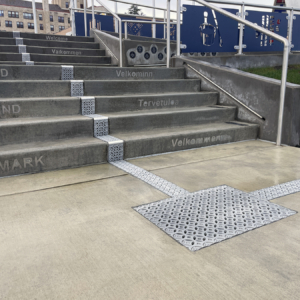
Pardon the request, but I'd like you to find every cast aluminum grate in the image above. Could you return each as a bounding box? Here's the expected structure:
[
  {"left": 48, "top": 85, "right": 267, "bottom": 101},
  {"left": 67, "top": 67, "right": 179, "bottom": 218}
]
[
  {"left": 88, "top": 114, "right": 109, "bottom": 137},
  {"left": 61, "top": 65, "right": 74, "bottom": 80},
  {"left": 249, "top": 179, "right": 300, "bottom": 201},
  {"left": 13, "top": 31, "right": 20, "bottom": 38},
  {"left": 97, "top": 136, "right": 124, "bottom": 162},
  {"left": 134, "top": 185, "right": 296, "bottom": 251},
  {"left": 18, "top": 45, "right": 26, "bottom": 54},
  {"left": 22, "top": 53, "right": 30, "bottom": 62},
  {"left": 81, "top": 97, "right": 95, "bottom": 115},
  {"left": 26, "top": 61, "right": 34, "bottom": 65},
  {"left": 112, "top": 160, "right": 189, "bottom": 197},
  {"left": 15, "top": 38, "right": 23, "bottom": 46},
  {"left": 71, "top": 80, "right": 84, "bottom": 97}
]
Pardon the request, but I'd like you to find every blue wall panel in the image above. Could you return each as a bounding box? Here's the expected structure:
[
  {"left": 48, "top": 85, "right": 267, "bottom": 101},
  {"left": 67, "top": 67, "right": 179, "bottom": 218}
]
[
  {"left": 292, "top": 17, "right": 300, "bottom": 51},
  {"left": 181, "top": 5, "right": 239, "bottom": 53},
  {"left": 120, "top": 16, "right": 152, "bottom": 38}
]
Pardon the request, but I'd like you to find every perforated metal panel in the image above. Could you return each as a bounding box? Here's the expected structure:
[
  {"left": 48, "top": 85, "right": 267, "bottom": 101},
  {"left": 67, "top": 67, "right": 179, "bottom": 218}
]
[
  {"left": 18, "top": 45, "right": 26, "bottom": 54},
  {"left": 112, "top": 160, "right": 189, "bottom": 197},
  {"left": 22, "top": 53, "right": 30, "bottom": 62},
  {"left": 81, "top": 97, "right": 95, "bottom": 115},
  {"left": 87, "top": 114, "right": 109, "bottom": 137},
  {"left": 13, "top": 31, "right": 20, "bottom": 38},
  {"left": 61, "top": 65, "right": 74, "bottom": 80},
  {"left": 26, "top": 61, "right": 34, "bottom": 65},
  {"left": 134, "top": 185, "right": 296, "bottom": 251},
  {"left": 98, "top": 136, "right": 124, "bottom": 162},
  {"left": 15, "top": 38, "right": 23, "bottom": 45},
  {"left": 71, "top": 80, "right": 84, "bottom": 97}
]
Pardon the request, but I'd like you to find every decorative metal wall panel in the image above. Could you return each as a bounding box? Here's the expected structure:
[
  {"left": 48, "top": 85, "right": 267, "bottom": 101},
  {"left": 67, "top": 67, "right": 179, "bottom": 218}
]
[
  {"left": 97, "top": 136, "right": 124, "bottom": 162},
  {"left": 134, "top": 185, "right": 296, "bottom": 251},
  {"left": 13, "top": 31, "right": 20, "bottom": 38},
  {"left": 22, "top": 53, "right": 30, "bottom": 62},
  {"left": 26, "top": 61, "right": 34, "bottom": 65},
  {"left": 71, "top": 80, "right": 84, "bottom": 97},
  {"left": 81, "top": 97, "right": 95, "bottom": 115},
  {"left": 111, "top": 160, "right": 189, "bottom": 197},
  {"left": 15, "top": 38, "right": 23, "bottom": 45},
  {"left": 87, "top": 114, "right": 109, "bottom": 137},
  {"left": 61, "top": 65, "right": 74, "bottom": 80},
  {"left": 18, "top": 45, "right": 26, "bottom": 54},
  {"left": 249, "top": 179, "right": 300, "bottom": 201}
]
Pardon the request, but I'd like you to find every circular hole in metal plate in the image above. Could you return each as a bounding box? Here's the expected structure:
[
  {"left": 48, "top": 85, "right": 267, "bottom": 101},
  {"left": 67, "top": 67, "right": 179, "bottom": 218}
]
[
  {"left": 158, "top": 53, "right": 164, "bottom": 60},
  {"left": 151, "top": 46, "right": 157, "bottom": 54},
  {"left": 164, "top": 47, "right": 167, "bottom": 54},
  {"left": 211, "top": 52, "right": 217, "bottom": 56},
  {"left": 130, "top": 51, "right": 136, "bottom": 59},
  {"left": 201, "top": 52, "right": 206, "bottom": 56},
  {"left": 137, "top": 46, "right": 143, "bottom": 53},
  {"left": 144, "top": 52, "right": 150, "bottom": 60}
]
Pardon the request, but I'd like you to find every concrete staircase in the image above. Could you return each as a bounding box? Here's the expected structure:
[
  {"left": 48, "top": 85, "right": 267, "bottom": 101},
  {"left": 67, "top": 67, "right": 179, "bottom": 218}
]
[{"left": 0, "top": 32, "right": 259, "bottom": 177}]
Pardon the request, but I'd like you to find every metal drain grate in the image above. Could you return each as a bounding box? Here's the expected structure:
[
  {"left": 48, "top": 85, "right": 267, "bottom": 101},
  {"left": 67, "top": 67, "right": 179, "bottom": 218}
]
[
  {"left": 71, "top": 80, "right": 84, "bottom": 97},
  {"left": 134, "top": 185, "right": 296, "bottom": 251},
  {"left": 97, "top": 136, "right": 124, "bottom": 162},
  {"left": 61, "top": 65, "right": 74, "bottom": 80}
]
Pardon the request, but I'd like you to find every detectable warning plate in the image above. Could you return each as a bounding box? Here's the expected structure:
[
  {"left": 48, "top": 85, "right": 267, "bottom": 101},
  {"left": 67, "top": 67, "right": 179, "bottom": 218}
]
[{"left": 134, "top": 185, "right": 296, "bottom": 251}]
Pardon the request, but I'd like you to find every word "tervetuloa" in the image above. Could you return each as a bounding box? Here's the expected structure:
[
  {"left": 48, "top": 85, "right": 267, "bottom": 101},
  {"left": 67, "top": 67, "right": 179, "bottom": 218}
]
[
  {"left": 116, "top": 70, "right": 153, "bottom": 78},
  {"left": 139, "top": 99, "right": 179, "bottom": 107}
]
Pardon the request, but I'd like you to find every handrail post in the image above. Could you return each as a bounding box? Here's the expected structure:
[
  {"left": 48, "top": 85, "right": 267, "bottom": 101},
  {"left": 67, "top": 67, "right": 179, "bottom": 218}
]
[
  {"left": 84, "top": 0, "right": 87, "bottom": 36},
  {"left": 153, "top": 0, "right": 156, "bottom": 38},
  {"left": 176, "top": 0, "right": 181, "bottom": 56},
  {"left": 32, "top": 0, "right": 38, "bottom": 34},
  {"left": 92, "top": 0, "right": 95, "bottom": 29},
  {"left": 115, "top": 2, "right": 118, "bottom": 33},
  {"left": 288, "top": 9, "right": 294, "bottom": 53},
  {"left": 164, "top": 11, "right": 166, "bottom": 39},
  {"left": 237, "top": 3, "right": 245, "bottom": 55},
  {"left": 71, "top": 0, "right": 76, "bottom": 36},
  {"left": 167, "top": 0, "right": 171, "bottom": 68},
  {"left": 277, "top": 44, "right": 289, "bottom": 146},
  {"left": 124, "top": 21, "right": 128, "bottom": 39}
]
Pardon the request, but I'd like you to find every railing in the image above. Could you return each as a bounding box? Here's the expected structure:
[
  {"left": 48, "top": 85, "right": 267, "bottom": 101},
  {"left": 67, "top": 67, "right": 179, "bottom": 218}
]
[{"left": 181, "top": 0, "right": 290, "bottom": 146}]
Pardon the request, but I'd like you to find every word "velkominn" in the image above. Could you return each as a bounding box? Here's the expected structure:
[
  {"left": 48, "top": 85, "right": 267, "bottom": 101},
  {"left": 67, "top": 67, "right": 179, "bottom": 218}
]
[
  {"left": 0, "top": 156, "right": 44, "bottom": 173},
  {"left": 139, "top": 99, "right": 179, "bottom": 107},
  {"left": 46, "top": 36, "right": 68, "bottom": 41},
  {"left": 52, "top": 49, "right": 82, "bottom": 56},
  {"left": 116, "top": 70, "right": 153, "bottom": 78},
  {"left": 172, "top": 135, "right": 232, "bottom": 147}
]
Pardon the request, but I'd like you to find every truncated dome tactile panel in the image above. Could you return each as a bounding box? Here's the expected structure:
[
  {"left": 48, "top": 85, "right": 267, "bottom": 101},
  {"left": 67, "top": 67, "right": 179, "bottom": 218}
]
[{"left": 134, "top": 185, "right": 296, "bottom": 251}]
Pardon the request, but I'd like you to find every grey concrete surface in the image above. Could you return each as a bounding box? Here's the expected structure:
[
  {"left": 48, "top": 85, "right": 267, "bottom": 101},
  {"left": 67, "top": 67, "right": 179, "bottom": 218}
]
[
  {"left": 172, "top": 57, "right": 300, "bottom": 147},
  {"left": 0, "top": 141, "right": 299, "bottom": 300}
]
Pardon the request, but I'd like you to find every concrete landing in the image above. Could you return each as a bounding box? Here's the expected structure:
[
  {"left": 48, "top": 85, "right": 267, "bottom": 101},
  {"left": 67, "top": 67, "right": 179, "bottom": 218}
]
[{"left": 0, "top": 140, "right": 299, "bottom": 299}]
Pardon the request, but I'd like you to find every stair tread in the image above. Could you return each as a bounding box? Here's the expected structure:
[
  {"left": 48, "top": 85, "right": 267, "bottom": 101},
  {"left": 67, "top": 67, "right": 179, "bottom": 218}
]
[
  {"left": 113, "top": 121, "right": 258, "bottom": 140},
  {"left": 0, "top": 137, "right": 105, "bottom": 154}
]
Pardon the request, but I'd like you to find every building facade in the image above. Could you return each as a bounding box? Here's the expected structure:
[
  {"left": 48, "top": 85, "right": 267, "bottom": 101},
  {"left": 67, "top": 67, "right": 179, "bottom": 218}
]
[{"left": 0, "top": 0, "right": 85, "bottom": 35}]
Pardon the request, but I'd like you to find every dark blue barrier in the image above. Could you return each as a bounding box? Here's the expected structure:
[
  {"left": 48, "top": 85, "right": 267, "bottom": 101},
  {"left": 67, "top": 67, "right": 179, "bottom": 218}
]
[
  {"left": 181, "top": 5, "right": 239, "bottom": 53},
  {"left": 156, "top": 23, "right": 177, "bottom": 40},
  {"left": 292, "top": 17, "right": 300, "bottom": 51},
  {"left": 244, "top": 11, "right": 288, "bottom": 52},
  {"left": 121, "top": 16, "right": 152, "bottom": 38}
]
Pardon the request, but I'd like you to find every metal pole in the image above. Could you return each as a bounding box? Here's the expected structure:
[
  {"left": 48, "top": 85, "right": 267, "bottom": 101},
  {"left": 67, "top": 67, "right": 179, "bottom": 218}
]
[
  {"left": 32, "top": 0, "right": 38, "bottom": 34},
  {"left": 84, "top": 0, "right": 87, "bottom": 36},
  {"left": 176, "top": 0, "right": 181, "bottom": 56},
  {"left": 167, "top": 0, "right": 171, "bottom": 68},
  {"left": 119, "top": 19, "right": 123, "bottom": 67},
  {"left": 71, "top": 0, "right": 76, "bottom": 36},
  {"left": 237, "top": 3, "right": 245, "bottom": 55},
  {"left": 164, "top": 11, "right": 166, "bottom": 39},
  {"left": 92, "top": 0, "right": 95, "bottom": 29},
  {"left": 288, "top": 9, "right": 294, "bottom": 53},
  {"left": 152, "top": 0, "right": 156, "bottom": 38},
  {"left": 115, "top": 2, "right": 118, "bottom": 33},
  {"left": 276, "top": 45, "right": 289, "bottom": 146},
  {"left": 124, "top": 21, "right": 128, "bottom": 39}
]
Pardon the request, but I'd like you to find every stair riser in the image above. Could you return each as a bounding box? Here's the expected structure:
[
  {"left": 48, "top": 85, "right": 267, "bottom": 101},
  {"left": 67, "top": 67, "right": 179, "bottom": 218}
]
[
  {"left": 0, "top": 66, "right": 185, "bottom": 80},
  {"left": 122, "top": 126, "right": 258, "bottom": 158},
  {"left": 96, "top": 93, "right": 218, "bottom": 113},
  {"left": 0, "top": 80, "right": 200, "bottom": 98},
  {"left": 0, "top": 98, "right": 80, "bottom": 119},
  {"left": 0, "top": 32, "right": 94, "bottom": 43},
  {"left": 0, "top": 119, "right": 93, "bottom": 146},
  {"left": 109, "top": 108, "right": 236, "bottom": 133},
  {"left": 0, "top": 143, "right": 106, "bottom": 178}
]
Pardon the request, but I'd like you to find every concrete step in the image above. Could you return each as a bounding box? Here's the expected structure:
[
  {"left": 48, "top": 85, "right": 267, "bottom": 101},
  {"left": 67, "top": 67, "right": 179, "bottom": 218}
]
[
  {"left": 0, "top": 116, "right": 93, "bottom": 146},
  {"left": 0, "top": 61, "right": 114, "bottom": 66},
  {"left": 0, "top": 65, "right": 185, "bottom": 80},
  {"left": 0, "top": 45, "right": 106, "bottom": 56},
  {"left": 0, "top": 31, "right": 95, "bottom": 43},
  {"left": 0, "top": 37, "right": 100, "bottom": 49},
  {"left": 113, "top": 122, "right": 259, "bottom": 158},
  {"left": 107, "top": 106, "right": 236, "bottom": 133},
  {"left": 0, "top": 137, "right": 107, "bottom": 178},
  {"left": 0, "top": 79, "right": 201, "bottom": 98},
  {"left": 0, "top": 53, "right": 111, "bottom": 64},
  {"left": 0, "top": 93, "right": 217, "bottom": 119}
]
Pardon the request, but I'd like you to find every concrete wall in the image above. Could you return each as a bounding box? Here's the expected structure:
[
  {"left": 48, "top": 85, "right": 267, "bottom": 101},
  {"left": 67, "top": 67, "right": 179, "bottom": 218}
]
[
  {"left": 188, "top": 53, "right": 300, "bottom": 70},
  {"left": 172, "top": 57, "right": 300, "bottom": 146}
]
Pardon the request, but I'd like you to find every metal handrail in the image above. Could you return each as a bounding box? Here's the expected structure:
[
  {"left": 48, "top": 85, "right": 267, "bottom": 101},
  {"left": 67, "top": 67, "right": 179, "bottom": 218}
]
[
  {"left": 180, "top": 0, "right": 290, "bottom": 146},
  {"left": 184, "top": 62, "right": 265, "bottom": 120},
  {"left": 95, "top": 0, "right": 123, "bottom": 67}
]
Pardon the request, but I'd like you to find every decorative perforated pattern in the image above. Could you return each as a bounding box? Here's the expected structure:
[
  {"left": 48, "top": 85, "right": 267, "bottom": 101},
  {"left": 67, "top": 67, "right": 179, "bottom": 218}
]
[
  {"left": 87, "top": 114, "right": 109, "bottom": 137},
  {"left": 18, "top": 45, "right": 26, "bottom": 53},
  {"left": 61, "top": 65, "right": 74, "bottom": 80},
  {"left": 22, "top": 53, "right": 30, "bottom": 62},
  {"left": 15, "top": 38, "right": 23, "bottom": 45},
  {"left": 71, "top": 80, "right": 84, "bottom": 97},
  {"left": 97, "top": 136, "right": 124, "bottom": 162},
  {"left": 13, "top": 31, "right": 20, "bottom": 38},
  {"left": 81, "top": 97, "right": 95, "bottom": 115},
  {"left": 112, "top": 160, "right": 189, "bottom": 197},
  {"left": 134, "top": 185, "right": 296, "bottom": 251},
  {"left": 26, "top": 61, "right": 34, "bottom": 65},
  {"left": 250, "top": 179, "right": 300, "bottom": 201}
]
